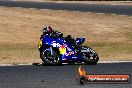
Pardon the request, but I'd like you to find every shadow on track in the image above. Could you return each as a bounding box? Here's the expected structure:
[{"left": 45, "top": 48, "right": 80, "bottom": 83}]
[
  {"left": 32, "top": 62, "right": 87, "bottom": 66},
  {"left": 32, "top": 62, "right": 132, "bottom": 66}
]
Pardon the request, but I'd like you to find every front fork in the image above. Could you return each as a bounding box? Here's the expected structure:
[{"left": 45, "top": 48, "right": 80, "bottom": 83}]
[{"left": 50, "top": 47, "right": 53, "bottom": 55}]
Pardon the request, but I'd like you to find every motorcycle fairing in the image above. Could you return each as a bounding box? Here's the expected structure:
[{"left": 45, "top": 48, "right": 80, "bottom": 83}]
[{"left": 40, "top": 36, "right": 83, "bottom": 61}]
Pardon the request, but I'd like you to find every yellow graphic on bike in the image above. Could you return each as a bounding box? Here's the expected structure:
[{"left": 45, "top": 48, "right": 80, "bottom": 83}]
[
  {"left": 59, "top": 46, "right": 66, "bottom": 54},
  {"left": 38, "top": 39, "right": 42, "bottom": 49}
]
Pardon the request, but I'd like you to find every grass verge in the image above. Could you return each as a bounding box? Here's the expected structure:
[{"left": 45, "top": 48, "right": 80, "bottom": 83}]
[{"left": 0, "top": 6, "right": 132, "bottom": 64}]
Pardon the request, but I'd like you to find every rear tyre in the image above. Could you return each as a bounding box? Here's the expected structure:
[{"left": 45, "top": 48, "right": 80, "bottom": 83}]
[
  {"left": 40, "top": 47, "right": 61, "bottom": 65},
  {"left": 82, "top": 46, "right": 99, "bottom": 65}
]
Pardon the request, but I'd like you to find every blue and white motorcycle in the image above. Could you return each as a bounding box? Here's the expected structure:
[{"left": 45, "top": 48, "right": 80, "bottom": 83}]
[{"left": 38, "top": 30, "right": 99, "bottom": 65}]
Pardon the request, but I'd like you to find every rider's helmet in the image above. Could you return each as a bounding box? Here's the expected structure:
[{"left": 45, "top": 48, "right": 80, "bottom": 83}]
[{"left": 43, "top": 26, "right": 54, "bottom": 35}]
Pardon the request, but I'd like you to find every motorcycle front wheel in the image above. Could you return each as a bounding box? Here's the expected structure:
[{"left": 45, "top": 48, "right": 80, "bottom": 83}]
[
  {"left": 82, "top": 46, "right": 99, "bottom": 65},
  {"left": 40, "top": 47, "right": 61, "bottom": 65}
]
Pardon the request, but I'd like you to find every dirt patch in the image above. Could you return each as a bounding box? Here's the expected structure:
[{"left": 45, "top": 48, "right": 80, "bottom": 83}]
[{"left": 0, "top": 6, "right": 132, "bottom": 64}]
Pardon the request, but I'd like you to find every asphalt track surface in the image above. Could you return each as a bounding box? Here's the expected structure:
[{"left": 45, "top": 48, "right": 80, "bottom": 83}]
[
  {"left": 0, "top": 62, "right": 132, "bottom": 88},
  {"left": 0, "top": 1, "right": 132, "bottom": 16}
]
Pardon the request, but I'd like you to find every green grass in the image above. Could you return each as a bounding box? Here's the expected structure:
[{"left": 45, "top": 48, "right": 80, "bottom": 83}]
[
  {"left": 126, "top": 31, "right": 132, "bottom": 40},
  {"left": 0, "top": 43, "right": 40, "bottom": 64}
]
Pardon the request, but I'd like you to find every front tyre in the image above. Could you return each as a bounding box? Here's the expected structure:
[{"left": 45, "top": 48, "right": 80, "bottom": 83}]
[
  {"left": 82, "top": 46, "right": 99, "bottom": 65},
  {"left": 40, "top": 48, "right": 61, "bottom": 65}
]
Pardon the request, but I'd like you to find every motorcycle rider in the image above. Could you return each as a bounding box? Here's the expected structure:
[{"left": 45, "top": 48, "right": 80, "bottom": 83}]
[
  {"left": 40, "top": 26, "right": 63, "bottom": 39},
  {"left": 40, "top": 26, "right": 54, "bottom": 39},
  {"left": 41, "top": 26, "right": 81, "bottom": 53},
  {"left": 65, "top": 35, "right": 81, "bottom": 53}
]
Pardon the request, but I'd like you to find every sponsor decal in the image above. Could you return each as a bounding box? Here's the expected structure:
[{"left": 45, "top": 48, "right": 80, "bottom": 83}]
[
  {"left": 62, "top": 58, "right": 67, "bottom": 60},
  {"left": 51, "top": 42, "right": 61, "bottom": 47},
  {"left": 59, "top": 45, "right": 66, "bottom": 54},
  {"left": 51, "top": 42, "right": 73, "bottom": 56},
  {"left": 67, "top": 47, "right": 72, "bottom": 51},
  {"left": 38, "top": 39, "right": 42, "bottom": 48},
  {"left": 65, "top": 51, "right": 74, "bottom": 56}
]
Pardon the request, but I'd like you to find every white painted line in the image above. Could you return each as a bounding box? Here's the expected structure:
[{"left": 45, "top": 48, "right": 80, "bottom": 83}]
[
  {"left": 12, "top": 7, "right": 22, "bottom": 9},
  {"left": 29, "top": 8, "right": 37, "bottom": 10},
  {"left": 111, "top": 4, "right": 117, "bottom": 5},
  {"left": 17, "top": 63, "right": 33, "bottom": 65},
  {"left": 40, "top": 9, "right": 49, "bottom": 11},
  {"left": 86, "top": 12, "right": 93, "bottom": 14},
  {"left": 118, "top": 15, "right": 129, "bottom": 17},
  {"left": 73, "top": 11, "right": 79, "bottom": 13},
  {"left": 111, "top": 14, "right": 117, "bottom": 16},
  {"left": 93, "top": 12, "right": 131, "bottom": 17},
  {"left": 0, "top": 63, "right": 33, "bottom": 66},
  {"left": 98, "top": 61, "right": 132, "bottom": 63},
  {"left": 95, "top": 13, "right": 129, "bottom": 17},
  {"left": 5, "top": 6, "right": 131, "bottom": 17},
  {"left": 0, "top": 61, "right": 132, "bottom": 66},
  {"left": 0, "top": 64, "right": 13, "bottom": 66},
  {"left": 96, "top": 13, "right": 105, "bottom": 15}
]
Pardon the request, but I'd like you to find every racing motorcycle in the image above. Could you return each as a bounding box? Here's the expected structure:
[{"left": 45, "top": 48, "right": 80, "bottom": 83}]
[{"left": 38, "top": 30, "right": 99, "bottom": 65}]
